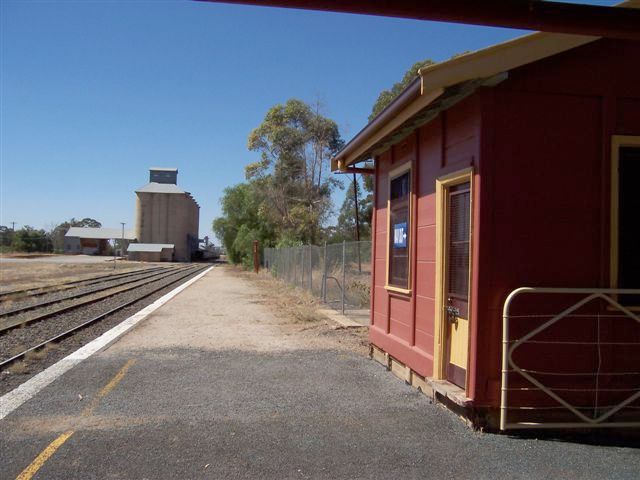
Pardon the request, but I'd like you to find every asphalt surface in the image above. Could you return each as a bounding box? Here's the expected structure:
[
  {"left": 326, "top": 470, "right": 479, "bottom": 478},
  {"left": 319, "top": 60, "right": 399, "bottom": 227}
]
[{"left": 1, "top": 268, "right": 639, "bottom": 479}]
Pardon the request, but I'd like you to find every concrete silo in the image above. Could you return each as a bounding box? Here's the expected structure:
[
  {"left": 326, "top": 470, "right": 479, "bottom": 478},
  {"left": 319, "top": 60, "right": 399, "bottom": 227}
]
[{"left": 134, "top": 168, "right": 200, "bottom": 262}]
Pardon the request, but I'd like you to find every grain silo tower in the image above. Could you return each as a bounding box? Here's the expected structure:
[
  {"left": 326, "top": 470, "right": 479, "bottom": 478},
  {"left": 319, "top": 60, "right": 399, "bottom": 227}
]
[{"left": 134, "top": 168, "right": 200, "bottom": 262}]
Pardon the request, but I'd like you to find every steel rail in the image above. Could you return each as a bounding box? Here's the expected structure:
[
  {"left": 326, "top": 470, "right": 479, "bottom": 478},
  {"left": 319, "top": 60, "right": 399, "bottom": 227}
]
[
  {"left": 0, "top": 265, "right": 210, "bottom": 370},
  {"left": 0, "top": 265, "right": 199, "bottom": 334},
  {"left": 0, "top": 265, "right": 169, "bottom": 302},
  {"left": 0, "top": 266, "right": 185, "bottom": 318}
]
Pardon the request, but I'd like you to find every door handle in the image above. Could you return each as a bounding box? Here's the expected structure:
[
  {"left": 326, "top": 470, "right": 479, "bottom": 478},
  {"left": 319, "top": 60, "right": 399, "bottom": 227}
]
[{"left": 445, "top": 305, "right": 459, "bottom": 325}]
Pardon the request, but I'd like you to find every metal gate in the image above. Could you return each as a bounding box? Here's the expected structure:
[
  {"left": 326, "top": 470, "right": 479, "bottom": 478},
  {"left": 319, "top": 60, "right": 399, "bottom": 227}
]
[{"left": 501, "top": 287, "right": 640, "bottom": 430}]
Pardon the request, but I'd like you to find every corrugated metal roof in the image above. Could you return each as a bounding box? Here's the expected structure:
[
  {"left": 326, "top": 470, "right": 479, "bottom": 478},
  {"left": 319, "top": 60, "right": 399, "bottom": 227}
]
[
  {"left": 135, "top": 182, "right": 186, "bottom": 194},
  {"left": 65, "top": 227, "right": 136, "bottom": 240},
  {"left": 127, "top": 243, "right": 174, "bottom": 253}
]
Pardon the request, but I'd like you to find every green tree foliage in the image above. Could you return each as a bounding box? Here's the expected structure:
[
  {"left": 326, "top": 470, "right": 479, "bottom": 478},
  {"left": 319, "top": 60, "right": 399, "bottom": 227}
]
[
  {"left": 333, "top": 61, "right": 433, "bottom": 241},
  {"left": 49, "top": 217, "right": 102, "bottom": 252},
  {"left": 245, "top": 99, "right": 344, "bottom": 245},
  {"left": 214, "top": 99, "right": 345, "bottom": 267},
  {"left": 11, "top": 226, "right": 52, "bottom": 252},
  {"left": 331, "top": 176, "right": 372, "bottom": 242},
  {"left": 212, "top": 182, "right": 276, "bottom": 267},
  {"left": 369, "top": 59, "right": 435, "bottom": 121},
  {"left": 0, "top": 226, "right": 14, "bottom": 247},
  {"left": 340, "top": 59, "right": 435, "bottom": 239}
]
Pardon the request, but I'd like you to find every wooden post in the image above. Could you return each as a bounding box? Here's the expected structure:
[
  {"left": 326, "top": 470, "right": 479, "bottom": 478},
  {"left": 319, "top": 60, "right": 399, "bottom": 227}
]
[
  {"left": 322, "top": 241, "right": 327, "bottom": 303},
  {"left": 341, "top": 240, "right": 346, "bottom": 315},
  {"left": 353, "top": 173, "right": 362, "bottom": 273},
  {"left": 253, "top": 240, "right": 260, "bottom": 273}
]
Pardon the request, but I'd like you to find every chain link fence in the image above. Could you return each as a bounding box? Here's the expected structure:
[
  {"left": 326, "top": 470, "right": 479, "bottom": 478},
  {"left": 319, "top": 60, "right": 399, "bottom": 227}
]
[{"left": 263, "top": 241, "right": 371, "bottom": 316}]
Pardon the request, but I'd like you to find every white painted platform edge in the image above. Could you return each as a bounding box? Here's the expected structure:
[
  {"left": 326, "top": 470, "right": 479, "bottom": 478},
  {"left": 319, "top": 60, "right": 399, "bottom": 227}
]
[{"left": 0, "top": 266, "right": 213, "bottom": 420}]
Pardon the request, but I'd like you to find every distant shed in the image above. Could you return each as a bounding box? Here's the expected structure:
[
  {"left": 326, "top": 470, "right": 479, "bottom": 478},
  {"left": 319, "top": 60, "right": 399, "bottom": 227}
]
[
  {"left": 127, "top": 243, "right": 174, "bottom": 262},
  {"left": 64, "top": 227, "right": 136, "bottom": 255}
]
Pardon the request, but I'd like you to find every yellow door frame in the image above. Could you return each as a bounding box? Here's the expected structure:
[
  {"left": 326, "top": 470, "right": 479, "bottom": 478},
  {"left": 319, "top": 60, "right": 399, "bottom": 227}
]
[
  {"left": 434, "top": 167, "right": 474, "bottom": 386},
  {"left": 610, "top": 135, "right": 640, "bottom": 289},
  {"left": 610, "top": 135, "right": 640, "bottom": 311}
]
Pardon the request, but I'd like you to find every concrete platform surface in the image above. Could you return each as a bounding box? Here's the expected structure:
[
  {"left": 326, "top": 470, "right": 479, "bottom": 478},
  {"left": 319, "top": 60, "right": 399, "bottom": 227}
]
[{"left": 1, "top": 268, "right": 639, "bottom": 479}]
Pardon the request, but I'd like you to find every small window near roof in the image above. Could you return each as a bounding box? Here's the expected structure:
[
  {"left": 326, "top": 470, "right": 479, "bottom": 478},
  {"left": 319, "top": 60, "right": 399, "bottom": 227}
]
[{"left": 388, "top": 170, "right": 411, "bottom": 289}]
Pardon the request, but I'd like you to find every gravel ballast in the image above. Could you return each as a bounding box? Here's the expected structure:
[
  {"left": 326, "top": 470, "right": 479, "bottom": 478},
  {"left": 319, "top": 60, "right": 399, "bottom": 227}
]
[{"left": 0, "top": 265, "right": 211, "bottom": 395}]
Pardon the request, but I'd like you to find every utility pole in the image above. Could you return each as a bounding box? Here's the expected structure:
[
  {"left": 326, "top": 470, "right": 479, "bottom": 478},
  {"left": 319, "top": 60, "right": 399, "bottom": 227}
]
[
  {"left": 353, "top": 173, "right": 362, "bottom": 273},
  {"left": 353, "top": 173, "right": 360, "bottom": 242},
  {"left": 252, "top": 240, "right": 260, "bottom": 274},
  {"left": 120, "top": 222, "right": 126, "bottom": 260},
  {"left": 11, "top": 222, "right": 16, "bottom": 231}
]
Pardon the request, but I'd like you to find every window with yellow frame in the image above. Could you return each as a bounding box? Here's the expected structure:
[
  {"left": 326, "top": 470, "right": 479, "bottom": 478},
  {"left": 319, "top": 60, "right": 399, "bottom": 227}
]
[{"left": 387, "top": 166, "right": 411, "bottom": 291}]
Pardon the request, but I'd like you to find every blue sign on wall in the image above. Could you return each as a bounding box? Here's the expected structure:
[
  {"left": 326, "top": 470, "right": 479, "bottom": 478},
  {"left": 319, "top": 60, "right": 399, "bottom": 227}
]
[{"left": 393, "top": 222, "right": 407, "bottom": 248}]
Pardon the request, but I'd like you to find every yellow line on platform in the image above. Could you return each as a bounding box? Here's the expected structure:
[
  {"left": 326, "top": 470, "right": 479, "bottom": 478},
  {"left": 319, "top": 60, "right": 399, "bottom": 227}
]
[
  {"left": 83, "top": 358, "right": 136, "bottom": 416},
  {"left": 15, "top": 430, "right": 74, "bottom": 480},
  {"left": 15, "top": 359, "right": 136, "bottom": 480}
]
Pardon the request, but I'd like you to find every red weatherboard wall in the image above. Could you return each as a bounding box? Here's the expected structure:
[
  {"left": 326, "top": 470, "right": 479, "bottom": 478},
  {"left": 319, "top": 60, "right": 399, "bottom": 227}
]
[
  {"left": 370, "top": 37, "right": 640, "bottom": 410},
  {"left": 371, "top": 95, "right": 482, "bottom": 388},
  {"left": 474, "top": 38, "right": 640, "bottom": 407}
]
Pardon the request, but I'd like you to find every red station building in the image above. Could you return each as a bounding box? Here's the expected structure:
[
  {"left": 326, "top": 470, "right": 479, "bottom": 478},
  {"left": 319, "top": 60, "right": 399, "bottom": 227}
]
[{"left": 332, "top": 29, "right": 640, "bottom": 430}]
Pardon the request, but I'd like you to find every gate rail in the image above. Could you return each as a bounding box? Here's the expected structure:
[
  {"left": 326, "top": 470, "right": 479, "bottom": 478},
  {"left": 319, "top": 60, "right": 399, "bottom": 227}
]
[{"left": 501, "top": 287, "right": 640, "bottom": 430}]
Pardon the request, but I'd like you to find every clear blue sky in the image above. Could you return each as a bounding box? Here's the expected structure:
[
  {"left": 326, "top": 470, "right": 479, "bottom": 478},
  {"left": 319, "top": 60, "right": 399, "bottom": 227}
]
[{"left": 0, "top": 0, "right": 617, "bottom": 243}]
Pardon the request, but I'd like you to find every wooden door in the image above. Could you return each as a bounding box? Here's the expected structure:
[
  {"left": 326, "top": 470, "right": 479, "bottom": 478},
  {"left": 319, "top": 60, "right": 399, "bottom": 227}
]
[{"left": 444, "top": 182, "right": 471, "bottom": 389}]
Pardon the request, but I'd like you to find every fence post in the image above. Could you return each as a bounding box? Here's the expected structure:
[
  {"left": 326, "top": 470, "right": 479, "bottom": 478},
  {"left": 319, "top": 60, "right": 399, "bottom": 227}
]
[
  {"left": 289, "top": 248, "right": 293, "bottom": 283},
  {"left": 308, "top": 245, "right": 313, "bottom": 291},
  {"left": 322, "top": 241, "right": 327, "bottom": 303},
  {"left": 341, "top": 240, "right": 346, "bottom": 315},
  {"left": 300, "top": 247, "right": 304, "bottom": 288},
  {"left": 252, "top": 240, "right": 260, "bottom": 274},
  {"left": 303, "top": 246, "right": 307, "bottom": 289}
]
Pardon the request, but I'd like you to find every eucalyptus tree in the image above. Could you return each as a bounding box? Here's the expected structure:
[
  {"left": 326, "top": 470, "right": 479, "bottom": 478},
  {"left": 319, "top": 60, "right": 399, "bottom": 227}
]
[{"left": 246, "top": 98, "right": 344, "bottom": 244}]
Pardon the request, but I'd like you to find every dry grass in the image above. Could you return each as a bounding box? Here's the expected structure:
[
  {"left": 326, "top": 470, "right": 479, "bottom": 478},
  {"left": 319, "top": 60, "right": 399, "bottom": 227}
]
[
  {"left": 227, "top": 264, "right": 370, "bottom": 356},
  {"left": 0, "top": 253, "right": 57, "bottom": 259},
  {"left": 7, "top": 361, "right": 28, "bottom": 375},
  {"left": 0, "top": 261, "right": 144, "bottom": 293},
  {"left": 6, "top": 344, "right": 58, "bottom": 375},
  {"left": 228, "top": 265, "right": 327, "bottom": 324},
  {"left": 8, "top": 343, "right": 27, "bottom": 357},
  {"left": 25, "top": 343, "right": 58, "bottom": 360}
]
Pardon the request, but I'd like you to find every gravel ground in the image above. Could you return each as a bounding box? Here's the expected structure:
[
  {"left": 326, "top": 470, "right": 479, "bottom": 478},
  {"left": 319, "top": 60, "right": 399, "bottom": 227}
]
[{"left": 0, "top": 265, "right": 211, "bottom": 395}]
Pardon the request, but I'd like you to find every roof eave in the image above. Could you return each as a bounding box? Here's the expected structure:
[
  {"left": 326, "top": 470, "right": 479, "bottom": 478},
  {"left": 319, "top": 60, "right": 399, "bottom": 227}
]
[{"left": 332, "top": 30, "right": 600, "bottom": 171}]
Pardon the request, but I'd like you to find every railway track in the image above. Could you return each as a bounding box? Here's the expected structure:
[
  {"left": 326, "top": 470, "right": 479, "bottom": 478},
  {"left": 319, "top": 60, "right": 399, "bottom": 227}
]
[
  {"left": 0, "top": 265, "right": 197, "bottom": 333},
  {"left": 0, "top": 265, "right": 171, "bottom": 303},
  {"left": 0, "top": 265, "right": 183, "bottom": 321},
  {"left": 0, "top": 264, "right": 210, "bottom": 371}
]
